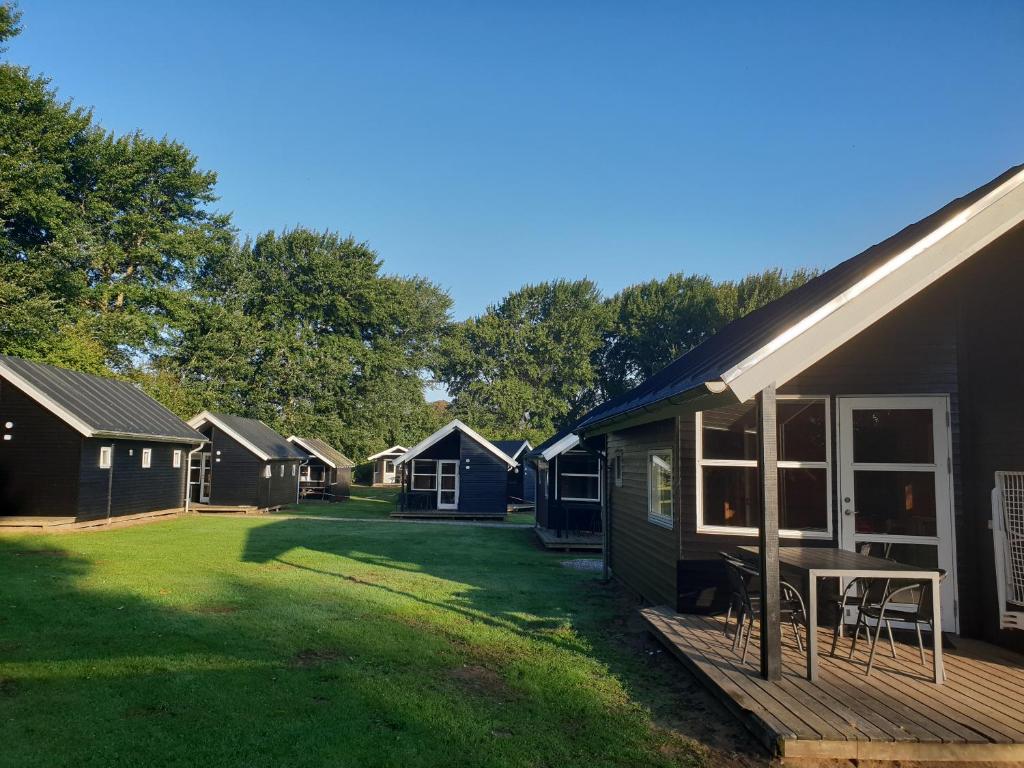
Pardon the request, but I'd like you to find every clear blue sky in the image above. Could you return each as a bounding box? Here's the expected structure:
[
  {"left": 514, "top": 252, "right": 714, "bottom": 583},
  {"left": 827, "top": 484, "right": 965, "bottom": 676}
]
[{"left": 10, "top": 1, "right": 1024, "bottom": 320}]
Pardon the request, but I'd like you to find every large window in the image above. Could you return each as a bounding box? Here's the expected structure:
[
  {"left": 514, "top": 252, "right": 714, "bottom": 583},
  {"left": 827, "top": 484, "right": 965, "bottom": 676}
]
[
  {"left": 557, "top": 451, "right": 600, "bottom": 502},
  {"left": 697, "top": 397, "right": 830, "bottom": 538},
  {"left": 301, "top": 465, "right": 326, "bottom": 483},
  {"left": 648, "top": 450, "right": 673, "bottom": 526},
  {"left": 411, "top": 460, "right": 437, "bottom": 491}
]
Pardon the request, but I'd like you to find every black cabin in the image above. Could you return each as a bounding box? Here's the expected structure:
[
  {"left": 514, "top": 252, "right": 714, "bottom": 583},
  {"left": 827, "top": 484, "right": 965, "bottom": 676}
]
[
  {"left": 493, "top": 439, "right": 536, "bottom": 505},
  {"left": 529, "top": 429, "right": 605, "bottom": 543},
  {"left": 0, "top": 355, "right": 205, "bottom": 521},
  {"left": 187, "top": 411, "right": 303, "bottom": 510},
  {"left": 288, "top": 435, "right": 354, "bottom": 501}
]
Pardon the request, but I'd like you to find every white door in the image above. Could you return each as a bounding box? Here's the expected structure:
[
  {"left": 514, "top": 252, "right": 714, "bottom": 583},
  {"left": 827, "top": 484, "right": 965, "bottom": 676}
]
[
  {"left": 838, "top": 396, "right": 957, "bottom": 631},
  {"left": 438, "top": 460, "right": 459, "bottom": 510},
  {"left": 190, "top": 452, "right": 212, "bottom": 503},
  {"left": 383, "top": 459, "right": 396, "bottom": 484}
]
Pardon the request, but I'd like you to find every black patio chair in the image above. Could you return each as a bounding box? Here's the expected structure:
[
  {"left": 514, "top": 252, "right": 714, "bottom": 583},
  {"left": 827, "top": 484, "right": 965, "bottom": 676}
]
[
  {"left": 848, "top": 570, "right": 946, "bottom": 677},
  {"left": 722, "top": 556, "right": 808, "bottom": 663}
]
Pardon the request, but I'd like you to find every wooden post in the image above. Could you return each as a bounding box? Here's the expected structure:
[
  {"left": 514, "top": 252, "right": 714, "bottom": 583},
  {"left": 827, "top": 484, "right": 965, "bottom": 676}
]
[{"left": 757, "top": 384, "right": 782, "bottom": 681}]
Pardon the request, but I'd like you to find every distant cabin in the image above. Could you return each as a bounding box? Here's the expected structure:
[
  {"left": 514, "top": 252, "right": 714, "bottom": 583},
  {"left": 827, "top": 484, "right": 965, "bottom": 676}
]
[
  {"left": 186, "top": 411, "right": 303, "bottom": 510},
  {"left": 395, "top": 420, "right": 518, "bottom": 518},
  {"left": 492, "top": 439, "right": 536, "bottom": 505},
  {"left": 0, "top": 355, "right": 205, "bottom": 522},
  {"left": 288, "top": 435, "right": 355, "bottom": 501},
  {"left": 529, "top": 429, "right": 605, "bottom": 549},
  {"left": 366, "top": 445, "right": 407, "bottom": 486}
]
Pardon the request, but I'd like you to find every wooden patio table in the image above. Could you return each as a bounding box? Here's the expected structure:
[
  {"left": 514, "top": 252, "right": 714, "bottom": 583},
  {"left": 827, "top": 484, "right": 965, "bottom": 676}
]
[{"left": 737, "top": 545, "right": 945, "bottom": 684}]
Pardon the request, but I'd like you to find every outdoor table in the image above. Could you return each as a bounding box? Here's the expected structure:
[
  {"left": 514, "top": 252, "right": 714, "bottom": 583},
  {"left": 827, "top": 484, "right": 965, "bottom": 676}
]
[{"left": 737, "top": 546, "right": 945, "bottom": 684}]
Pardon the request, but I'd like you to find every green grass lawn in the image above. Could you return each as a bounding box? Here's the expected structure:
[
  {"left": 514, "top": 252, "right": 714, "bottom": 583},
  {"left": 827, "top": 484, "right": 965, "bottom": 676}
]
[{"left": 0, "top": 515, "right": 721, "bottom": 768}]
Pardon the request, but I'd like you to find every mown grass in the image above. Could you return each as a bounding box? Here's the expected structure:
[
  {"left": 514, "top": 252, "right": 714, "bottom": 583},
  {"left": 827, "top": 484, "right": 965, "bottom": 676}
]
[{"left": 0, "top": 515, "right": 709, "bottom": 768}]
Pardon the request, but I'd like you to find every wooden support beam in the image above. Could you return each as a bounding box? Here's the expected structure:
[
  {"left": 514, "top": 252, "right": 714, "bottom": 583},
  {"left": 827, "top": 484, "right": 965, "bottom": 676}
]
[{"left": 757, "top": 383, "right": 782, "bottom": 681}]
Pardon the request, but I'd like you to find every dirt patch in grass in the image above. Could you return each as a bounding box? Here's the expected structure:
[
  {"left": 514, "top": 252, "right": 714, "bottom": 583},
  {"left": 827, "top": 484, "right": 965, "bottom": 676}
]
[
  {"left": 448, "top": 664, "right": 517, "bottom": 702},
  {"left": 291, "top": 648, "right": 347, "bottom": 668}
]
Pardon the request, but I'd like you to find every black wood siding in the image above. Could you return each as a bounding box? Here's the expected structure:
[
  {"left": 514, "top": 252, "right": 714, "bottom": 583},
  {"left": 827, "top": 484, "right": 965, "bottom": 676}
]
[
  {"left": 78, "top": 439, "right": 191, "bottom": 520},
  {"left": 0, "top": 382, "right": 82, "bottom": 516},
  {"left": 457, "top": 435, "right": 507, "bottom": 514},
  {"left": 208, "top": 426, "right": 298, "bottom": 508}
]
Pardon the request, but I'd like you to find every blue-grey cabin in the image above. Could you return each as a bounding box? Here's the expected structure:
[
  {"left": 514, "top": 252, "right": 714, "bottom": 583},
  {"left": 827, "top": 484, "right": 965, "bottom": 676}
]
[
  {"left": 395, "top": 420, "right": 518, "bottom": 517},
  {"left": 573, "top": 164, "right": 1024, "bottom": 652},
  {"left": 528, "top": 429, "right": 605, "bottom": 546},
  {"left": 187, "top": 411, "right": 304, "bottom": 510},
  {"left": 288, "top": 435, "right": 354, "bottom": 501},
  {"left": 493, "top": 439, "right": 536, "bottom": 505},
  {"left": 0, "top": 355, "right": 205, "bottom": 522}
]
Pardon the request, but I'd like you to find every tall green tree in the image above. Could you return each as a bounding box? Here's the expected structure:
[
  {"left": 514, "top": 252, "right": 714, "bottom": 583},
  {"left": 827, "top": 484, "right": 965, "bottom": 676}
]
[
  {"left": 156, "top": 229, "right": 451, "bottom": 461},
  {"left": 438, "top": 280, "right": 611, "bottom": 444}
]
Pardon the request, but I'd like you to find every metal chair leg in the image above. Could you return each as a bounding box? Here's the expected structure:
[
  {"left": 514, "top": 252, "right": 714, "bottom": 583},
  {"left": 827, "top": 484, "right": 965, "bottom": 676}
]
[
  {"left": 848, "top": 615, "right": 864, "bottom": 659},
  {"left": 791, "top": 617, "right": 804, "bottom": 653},
  {"left": 885, "top": 620, "right": 897, "bottom": 659},
  {"left": 741, "top": 616, "right": 753, "bottom": 663},
  {"left": 866, "top": 617, "right": 886, "bottom": 676},
  {"left": 915, "top": 621, "right": 925, "bottom": 665},
  {"left": 724, "top": 603, "right": 733, "bottom": 638},
  {"left": 732, "top": 606, "right": 745, "bottom": 651}
]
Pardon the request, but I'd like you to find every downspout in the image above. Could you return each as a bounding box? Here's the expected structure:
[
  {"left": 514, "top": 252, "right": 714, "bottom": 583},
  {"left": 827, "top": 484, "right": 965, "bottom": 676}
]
[
  {"left": 183, "top": 443, "right": 204, "bottom": 514},
  {"left": 297, "top": 457, "right": 309, "bottom": 504},
  {"left": 105, "top": 443, "right": 115, "bottom": 522}
]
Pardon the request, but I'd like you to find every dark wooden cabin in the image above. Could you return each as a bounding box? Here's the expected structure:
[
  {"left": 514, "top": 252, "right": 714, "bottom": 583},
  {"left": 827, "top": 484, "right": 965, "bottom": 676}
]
[
  {"left": 366, "top": 445, "right": 407, "bottom": 486},
  {"left": 492, "top": 439, "right": 535, "bottom": 505},
  {"left": 288, "top": 435, "right": 354, "bottom": 501},
  {"left": 394, "top": 420, "right": 518, "bottom": 517},
  {"left": 574, "top": 164, "right": 1024, "bottom": 653},
  {"left": 186, "top": 411, "right": 303, "bottom": 510},
  {"left": 0, "top": 355, "right": 205, "bottom": 522},
  {"left": 528, "top": 429, "right": 605, "bottom": 549}
]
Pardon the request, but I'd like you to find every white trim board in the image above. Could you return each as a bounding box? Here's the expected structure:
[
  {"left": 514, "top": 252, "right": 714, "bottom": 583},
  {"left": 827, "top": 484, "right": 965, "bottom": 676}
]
[
  {"left": 540, "top": 433, "right": 580, "bottom": 462},
  {"left": 188, "top": 411, "right": 272, "bottom": 461},
  {"left": 366, "top": 445, "right": 408, "bottom": 461},
  {"left": 288, "top": 436, "right": 338, "bottom": 469},
  {"left": 395, "top": 420, "right": 519, "bottom": 468}
]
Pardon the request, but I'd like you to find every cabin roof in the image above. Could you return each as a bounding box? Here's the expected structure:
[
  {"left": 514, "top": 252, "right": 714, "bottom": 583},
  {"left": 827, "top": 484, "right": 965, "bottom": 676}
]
[
  {"left": 492, "top": 439, "right": 532, "bottom": 461},
  {"left": 188, "top": 411, "right": 304, "bottom": 461},
  {"left": 396, "top": 420, "right": 519, "bottom": 468},
  {"left": 0, "top": 355, "right": 206, "bottom": 443},
  {"left": 577, "top": 164, "right": 1024, "bottom": 433},
  {"left": 288, "top": 436, "right": 355, "bottom": 469},
  {"left": 366, "top": 445, "right": 408, "bottom": 461}
]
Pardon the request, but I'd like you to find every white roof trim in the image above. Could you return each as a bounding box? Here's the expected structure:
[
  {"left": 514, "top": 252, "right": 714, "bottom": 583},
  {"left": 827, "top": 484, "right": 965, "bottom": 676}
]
[
  {"left": 396, "top": 420, "right": 518, "bottom": 468},
  {"left": 508, "top": 440, "right": 532, "bottom": 462},
  {"left": 288, "top": 436, "right": 337, "bottom": 469},
  {"left": 0, "top": 359, "right": 96, "bottom": 437},
  {"left": 721, "top": 167, "right": 1024, "bottom": 402},
  {"left": 540, "top": 433, "right": 580, "bottom": 462},
  {"left": 366, "top": 445, "right": 408, "bottom": 461},
  {"left": 188, "top": 411, "right": 271, "bottom": 461}
]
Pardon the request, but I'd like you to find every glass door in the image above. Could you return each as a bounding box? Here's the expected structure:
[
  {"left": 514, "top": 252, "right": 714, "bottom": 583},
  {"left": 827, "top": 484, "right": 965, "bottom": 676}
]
[
  {"left": 838, "top": 396, "right": 956, "bottom": 631},
  {"left": 199, "top": 452, "right": 212, "bottom": 503},
  {"left": 438, "top": 460, "right": 459, "bottom": 510}
]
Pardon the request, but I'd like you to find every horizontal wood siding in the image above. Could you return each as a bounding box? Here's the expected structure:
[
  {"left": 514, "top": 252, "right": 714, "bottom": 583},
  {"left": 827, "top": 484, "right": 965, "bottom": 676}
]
[
  {"left": 260, "top": 459, "right": 301, "bottom": 508},
  {"left": 457, "top": 435, "right": 507, "bottom": 514},
  {"left": 0, "top": 382, "right": 81, "bottom": 516},
  {"left": 332, "top": 466, "right": 351, "bottom": 499},
  {"left": 209, "top": 427, "right": 263, "bottom": 506},
  {"left": 78, "top": 439, "right": 191, "bottom": 520},
  {"left": 534, "top": 464, "right": 551, "bottom": 526},
  {"left": 607, "top": 418, "right": 679, "bottom": 606}
]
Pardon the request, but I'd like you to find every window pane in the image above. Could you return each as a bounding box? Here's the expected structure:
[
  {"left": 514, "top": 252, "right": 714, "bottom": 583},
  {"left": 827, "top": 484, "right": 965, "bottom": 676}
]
[
  {"left": 561, "top": 475, "right": 599, "bottom": 500},
  {"left": 779, "top": 467, "right": 828, "bottom": 531},
  {"left": 852, "top": 409, "right": 934, "bottom": 464},
  {"left": 412, "top": 474, "right": 437, "bottom": 490},
  {"left": 701, "top": 402, "right": 757, "bottom": 461},
  {"left": 649, "top": 452, "right": 673, "bottom": 519},
  {"left": 778, "top": 400, "right": 827, "bottom": 462},
  {"left": 560, "top": 452, "right": 599, "bottom": 474},
  {"left": 853, "top": 470, "right": 936, "bottom": 536},
  {"left": 702, "top": 466, "right": 759, "bottom": 528}
]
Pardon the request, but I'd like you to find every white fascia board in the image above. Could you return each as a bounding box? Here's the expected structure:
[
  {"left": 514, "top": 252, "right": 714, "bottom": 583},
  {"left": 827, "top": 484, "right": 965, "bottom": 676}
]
[
  {"left": 0, "top": 361, "right": 96, "bottom": 437},
  {"left": 397, "top": 420, "right": 519, "bottom": 468},
  {"left": 722, "top": 168, "right": 1024, "bottom": 402},
  {"left": 288, "top": 436, "right": 337, "bottom": 469},
  {"left": 366, "top": 445, "right": 408, "bottom": 461},
  {"left": 508, "top": 441, "right": 532, "bottom": 461},
  {"left": 188, "top": 411, "right": 271, "bottom": 461},
  {"left": 540, "top": 433, "right": 580, "bottom": 462}
]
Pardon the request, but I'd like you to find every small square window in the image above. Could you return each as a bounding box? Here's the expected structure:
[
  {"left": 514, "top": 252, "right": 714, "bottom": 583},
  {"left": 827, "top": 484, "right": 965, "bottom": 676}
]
[
  {"left": 614, "top": 451, "right": 623, "bottom": 487},
  {"left": 264, "top": 465, "right": 272, "bottom": 479},
  {"left": 99, "top": 446, "right": 113, "bottom": 469},
  {"left": 141, "top": 448, "right": 152, "bottom": 468},
  {"left": 291, "top": 464, "right": 296, "bottom": 477},
  {"left": 172, "top": 450, "right": 182, "bottom": 468},
  {"left": 279, "top": 464, "right": 285, "bottom": 477}
]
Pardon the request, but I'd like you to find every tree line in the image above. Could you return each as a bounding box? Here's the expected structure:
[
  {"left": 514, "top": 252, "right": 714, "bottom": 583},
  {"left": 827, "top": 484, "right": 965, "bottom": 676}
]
[{"left": 0, "top": 5, "right": 815, "bottom": 459}]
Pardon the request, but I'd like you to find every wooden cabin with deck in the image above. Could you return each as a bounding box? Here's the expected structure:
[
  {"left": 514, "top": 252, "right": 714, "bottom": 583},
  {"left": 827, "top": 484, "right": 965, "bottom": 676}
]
[
  {"left": 0, "top": 355, "right": 205, "bottom": 529},
  {"left": 571, "top": 164, "right": 1024, "bottom": 761},
  {"left": 287, "top": 435, "right": 354, "bottom": 501},
  {"left": 492, "top": 439, "right": 536, "bottom": 507},
  {"left": 366, "top": 445, "right": 407, "bottom": 486},
  {"left": 393, "top": 420, "right": 517, "bottom": 518},
  {"left": 528, "top": 429, "right": 605, "bottom": 550},
  {"left": 186, "top": 411, "right": 303, "bottom": 512}
]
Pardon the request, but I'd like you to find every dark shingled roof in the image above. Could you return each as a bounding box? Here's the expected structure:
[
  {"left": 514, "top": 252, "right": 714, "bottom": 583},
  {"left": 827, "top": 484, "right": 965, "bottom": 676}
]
[
  {"left": 576, "top": 164, "right": 1024, "bottom": 432},
  {"left": 202, "top": 412, "right": 305, "bottom": 460},
  {"left": 0, "top": 355, "right": 205, "bottom": 442},
  {"left": 492, "top": 439, "right": 529, "bottom": 460},
  {"left": 290, "top": 436, "right": 355, "bottom": 468}
]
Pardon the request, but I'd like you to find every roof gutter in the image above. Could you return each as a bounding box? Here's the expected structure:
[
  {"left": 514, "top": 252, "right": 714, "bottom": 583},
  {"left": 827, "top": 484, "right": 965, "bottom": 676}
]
[{"left": 578, "top": 380, "right": 734, "bottom": 436}]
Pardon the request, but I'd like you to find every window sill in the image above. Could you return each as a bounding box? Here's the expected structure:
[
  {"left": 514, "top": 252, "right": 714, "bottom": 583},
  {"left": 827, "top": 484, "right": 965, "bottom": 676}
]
[
  {"left": 648, "top": 514, "right": 674, "bottom": 530},
  {"left": 696, "top": 524, "right": 832, "bottom": 540}
]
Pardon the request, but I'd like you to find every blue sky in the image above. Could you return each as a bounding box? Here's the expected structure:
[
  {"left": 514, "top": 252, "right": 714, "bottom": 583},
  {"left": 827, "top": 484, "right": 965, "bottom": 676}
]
[{"left": 9, "top": 1, "right": 1024, "bottom": 321}]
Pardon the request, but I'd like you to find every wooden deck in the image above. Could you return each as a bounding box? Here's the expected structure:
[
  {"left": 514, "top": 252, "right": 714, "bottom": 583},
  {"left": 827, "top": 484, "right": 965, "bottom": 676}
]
[
  {"left": 642, "top": 606, "right": 1024, "bottom": 762},
  {"left": 534, "top": 526, "right": 602, "bottom": 551},
  {"left": 191, "top": 503, "right": 277, "bottom": 514},
  {"left": 389, "top": 510, "right": 507, "bottom": 520},
  {"left": 0, "top": 508, "right": 182, "bottom": 533}
]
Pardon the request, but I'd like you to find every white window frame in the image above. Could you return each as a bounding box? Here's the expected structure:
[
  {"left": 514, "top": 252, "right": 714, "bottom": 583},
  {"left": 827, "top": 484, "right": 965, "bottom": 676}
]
[
  {"left": 411, "top": 459, "right": 438, "bottom": 491},
  {"left": 291, "top": 464, "right": 297, "bottom": 477},
  {"left": 172, "top": 449, "right": 182, "bottom": 468},
  {"left": 555, "top": 450, "right": 601, "bottom": 503},
  {"left": 99, "top": 446, "right": 113, "bottom": 469},
  {"left": 264, "top": 465, "right": 272, "bottom": 479},
  {"left": 280, "top": 464, "right": 285, "bottom": 478},
  {"left": 695, "top": 395, "right": 832, "bottom": 540},
  {"left": 141, "top": 448, "right": 152, "bottom": 469},
  {"left": 614, "top": 450, "right": 623, "bottom": 487},
  {"left": 647, "top": 449, "right": 674, "bottom": 528}
]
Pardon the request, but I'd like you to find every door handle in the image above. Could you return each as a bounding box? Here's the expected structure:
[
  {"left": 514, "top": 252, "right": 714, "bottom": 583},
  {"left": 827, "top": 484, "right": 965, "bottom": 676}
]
[{"left": 843, "top": 508, "right": 854, "bottom": 516}]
